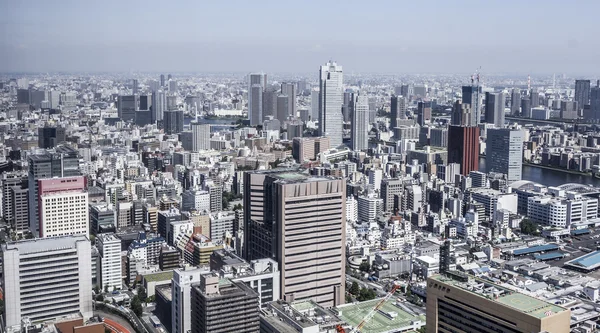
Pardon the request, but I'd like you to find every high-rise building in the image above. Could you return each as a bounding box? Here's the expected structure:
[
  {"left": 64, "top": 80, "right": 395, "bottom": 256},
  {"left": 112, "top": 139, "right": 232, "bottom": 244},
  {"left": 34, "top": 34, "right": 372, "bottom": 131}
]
[
  {"left": 190, "top": 275, "right": 260, "bottom": 333},
  {"left": 164, "top": 110, "right": 184, "bottom": 135},
  {"left": 510, "top": 89, "right": 520, "bottom": 115},
  {"left": 319, "top": 61, "right": 344, "bottom": 147},
  {"left": 10, "top": 184, "right": 29, "bottom": 234},
  {"left": 310, "top": 88, "right": 319, "bottom": 121},
  {"left": 38, "top": 176, "right": 88, "bottom": 238},
  {"left": 132, "top": 79, "right": 139, "bottom": 94},
  {"left": 97, "top": 233, "right": 122, "bottom": 291},
  {"left": 117, "top": 95, "right": 137, "bottom": 122},
  {"left": 426, "top": 274, "right": 570, "bottom": 333},
  {"left": 590, "top": 80, "right": 600, "bottom": 120},
  {"left": 381, "top": 178, "right": 404, "bottom": 213},
  {"left": 390, "top": 95, "right": 407, "bottom": 129},
  {"left": 451, "top": 100, "right": 473, "bottom": 126},
  {"left": 530, "top": 90, "right": 540, "bottom": 107},
  {"left": 484, "top": 92, "right": 506, "bottom": 128},
  {"left": 2, "top": 235, "right": 92, "bottom": 329},
  {"left": 151, "top": 90, "right": 167, "bottom": 122},
  {"left": 243, "top": 169, "right": 346, "bottom": 307},
  {"left": 417, "top": 101, "right": 432, "bottom": 126},
  {"left": 462, "top": 85, "right": 482, "bottom": 125},
  {"left": 430, "top": 128, "right": 448, "bottom": 147},
  {"left": 575, "top": 79, "right": 591, "bottom": 111},
  {"left": 487, "top": 127, "right": 524, "bottom": 183},
  {"left": 28, "top": 146, "right": 80, "bottom": 235},
  {"left": 191, "top": 122, "right": 211, "bottom": 152},
  {"left": 172, "top": 266, "right": 210, "bottom": 333},
  {"left": 248, "top": 73, "right": 267, "bottom": 126},
  {"left": 2, "top": 172, "right": 26, "bottom": 227},
  {"left": 448, "top": 125, "right": 480, "bottom": 176},
  {"left": 281, "top": 82, "right": 297, "bottom": 118},
  {"left": 521, "top": 98, "right": 532, "bottom": 118},
  {"left": 351, "top": 92, "right": 369, "bottom": 151},
  {"left": 160, "top": 74, "right": 166, "bottom": 87},
  {"left": 262, "top": 90, "right": 277, "bottom": 121},
  {"left": 292, "top": 137, "right": 330, "bottom": 162},
  {"left": 276, "top": 94, "right": 289, "bottom": 122},
  {"left": 38, "top": 126, "right": 66, "bottom": 149}
]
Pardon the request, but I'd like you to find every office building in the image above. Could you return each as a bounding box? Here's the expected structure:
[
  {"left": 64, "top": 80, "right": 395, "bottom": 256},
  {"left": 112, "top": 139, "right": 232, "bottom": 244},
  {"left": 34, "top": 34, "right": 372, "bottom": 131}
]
[
  {"left": 97, "top": 233, "right": 122, "bottom": 291},
  {"left": 310, "top": 88, "right": 319, "bottom": 121},
  {"left": 28, "top": 146, "right": 80, "bottom": 235},
  {"left": 151, "top": 90, "right": 167, "bottom": 122},
  {"left": 172, "top": 266, "right": 211, "bottom": 333},
  {"left": 510, "top": 89, "right": 520, "bottom": 115},
  {"left": 262, "top": 90, "right": 277, "bottom": 121},
  {"left": 190, "top": 275, "right": 260, "bottom": 333},
  {"left": 249, "top": 73, "right": 267, "bottom": 126},
  {"left": 319, "top": 61, "right": 344, "bottom": 147},
  {"left": 38, "top": 126, "right": 66, "bottom": 148},
  {"left": 281, "top": 82, "right": 297, "bottom": 118},
  {"left": 90, "top": 203, "right": 116, "bottom": 234},
  {"left": 351, "top": 92, "right": 369, "bottom": 151},
  {"left": 182, "top": 188, "right": 211, "bottom": 213},
  {"left": 484, "top": 92, "right": 505, "bottom": 127},
  {"left": 2, "top": 171, "right": 27, "bottom": 230},
  {"left": 191, "top": 122, "right": 211, "bottom": 151},
  {"left": 38, "top": 176, "right": 88, "bottom": 238},
  {"left": 132, "top": 79, "right": 139, "bottom": 94},
  {"left": 117, "top": 95, "right": 137, "bottom": 121},
  {"left": 575, "top": 79, "right": 591, "bottom": 111},
  {"left": 462, "top": 85, "right": 482, "bottom": 125},
  {"left": 390, "top": 95, "right": 407, "bottom": 129},
  {"left": 430, "top": 128, "right": 448, "bottom": 147},
  {"left": 164, "top": 110, "right": 184, "bottom": 135},
  {"left": 447, "top": 125, "right": 480, "bottom": 175},
  {"left": 276, "top": 94, "right": 289, "bottom": 122},
  {"left": 426, "top": 274, "right": 570, "bottom": 333},
  {"left": 292, "top": 136, "right": 330, "bottom": 162},
  {"left": 590, "top": 80, "right": 600, "bottom": 120},
  {"left": 521, "top": 98, "right": 532, "bottom": 118},
  {"left": 2, "top": 235, "right": 92, "bottom": 329},
  {"left": 486, "top": 127, "right": 524, "bottom": 183},
  {"left": 243, "top": 169, "right": 346, "bottom": 307},
  {"left": 381, "top": 178, "right": 403, "bottom": 213},
  {"left": 10, "top": 185, "right": 29, "bottom": 234},
  {"left": 417, "top": 101, "right": 432, "bottom": 126}
]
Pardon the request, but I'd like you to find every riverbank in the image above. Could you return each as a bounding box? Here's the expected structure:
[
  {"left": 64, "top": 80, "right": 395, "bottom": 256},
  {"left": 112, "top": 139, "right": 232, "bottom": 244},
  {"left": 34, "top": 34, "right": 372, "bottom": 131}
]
[{"left": 479, "top": 154, "right": 593, "bottom": 177}]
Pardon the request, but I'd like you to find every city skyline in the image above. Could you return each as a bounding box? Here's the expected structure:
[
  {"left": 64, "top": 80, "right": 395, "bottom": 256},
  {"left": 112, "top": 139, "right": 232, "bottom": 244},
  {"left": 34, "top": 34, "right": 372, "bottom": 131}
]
[{"left": 2, "top": 0, "right": 600, "bottom": 74}]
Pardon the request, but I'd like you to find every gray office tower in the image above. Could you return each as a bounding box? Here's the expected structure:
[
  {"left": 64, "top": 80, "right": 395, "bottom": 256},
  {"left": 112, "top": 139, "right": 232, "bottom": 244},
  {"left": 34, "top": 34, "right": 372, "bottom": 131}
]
[
  {"left": 132, "top": 79, "right": 139, "bottom": 95},
  {"left": 530, "top": 90, "right": 539, "bottom": 108},
  {"left": 575, "top": 79, "right": 591, "bottom": 111},
  {"left": 190, "top": 275, "right": 259, "bottom": 333},
  {"left": 118, "top": 95, "right": 137, "bottom": 122},
  {"left": 160, "top": 74, "right": 166, "bottom": 87},
  {"left": 319, "top": 61, "right": 344, "bottom": 147},
  {"left": 521, "top": 98, "right": 532, "bottom": 118},
  {"left": 243, "top": 169, "right": 346, "bottom": 307},
  {"left": 486, "top": 127, "right": 524, "bottom": 183},
  {"left": 249, "top": 73, "right": 267, "bottom": 126},
  {"left": 400, "top": 84, "right": 412, "bottom": 99},
  {"left": 191, "top": 122, "right": 211, "bottom": 151},
  {"left": 462, "top": 85, "right": 482, "bottom": 125},
  {"left": 484, "top": 92, "right": 506, "bottom": 127},
  {"left": 510, "top": 89, "right": 520, "bottom": 115},
  {"left": 28, "top": 146, "right": 80, "bottom": 235},
  {"left": 152, "top": 90, "right": 167, "bottom": 122},
  {"left": 164, "top": 110, "right": 184, "bottom": 135},
  {"left": 281, "top": 82, "right": 297, "bottom": 118},
  {"left": 591, "top": 81, "right": 600, "bottom": 120},
  {"left": 351, "top": 92, "right": 369, "bottom": 151},
  {"left": 276, "top": 94, "right": 289, "bottom": 122},
  {"left": 390, "top": 95, "right": 407, "bottom": 129}
]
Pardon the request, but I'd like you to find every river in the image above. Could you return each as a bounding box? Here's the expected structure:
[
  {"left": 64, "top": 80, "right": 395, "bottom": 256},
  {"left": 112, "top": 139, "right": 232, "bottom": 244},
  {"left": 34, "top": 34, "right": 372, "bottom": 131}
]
[{"left": 479, "top": 157, "right": 600, "bottom": 187}]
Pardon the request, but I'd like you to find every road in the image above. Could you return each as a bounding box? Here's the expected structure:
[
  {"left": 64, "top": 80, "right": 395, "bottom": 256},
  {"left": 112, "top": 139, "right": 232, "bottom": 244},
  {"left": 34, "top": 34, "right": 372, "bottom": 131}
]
[
  {"left": 94, "top": 310, "right": 135, "bottom": 333},
  {"left": 346, "top": 275, "right": 388, "bottom": 297}
]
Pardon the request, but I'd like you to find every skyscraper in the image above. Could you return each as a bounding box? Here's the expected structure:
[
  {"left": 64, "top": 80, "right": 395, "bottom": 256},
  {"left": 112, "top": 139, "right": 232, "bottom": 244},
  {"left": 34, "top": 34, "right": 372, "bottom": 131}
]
[
  {"left": 281, "top": 82, "right": 297, "bottom": 118},
  {"left": 276, "top": 94, "right": 289, "bottom": 122},
  {"left": 417, "top": 101, "right": 432, "bottom": 126},
  {"left": 243, "top": 169, "right": 346, "bottom": 307},
  {"left": 484, "top": 92, "right": 506, "bottom": 127},
  {"left": 448, "top": 125, "right": 480, "bottom": 176},
  {"left": 38, "top": 126, "right": 66, "bottom": 148},
  {"left": 28, "top": 146, "right": 80, "bottom": 235},
  {"left": 510, "top": 89, "right": 521, "bottom": 115},
  {"left": 38, "top": 176, "right": 88, "bottom": 238},
  {"left": 97, "top": 233, "right": 123, "bottom": 291},
  {"left": 164, "top": 110, "right": 184, "bottom": 135},
  {"left": 160, "top": 74, "right": 166, "bottom": 87},
  {"left": 591, "top": 80, "right": 600, "bottom": 120},
  {"left": 530, "top": 90, "right": 540, "bottom": 107},
  {"left": 390, "top": 95, "right": 407, "bottom": 129},
  {"left": 462, "top": 85, "right": 482, "bottom": 125},
  {"left": 487, "top": 127, "right": 524, "bottom": 183},
  {"left": 132, "top": 78, "right": 139, "bottom": 94},
  {"left": 117, "top": 95, "right": 137, "bottom": 122},
  {"left": 151, "top": 90, "right": 167, "bottom": 122},
  {"left": 575, "top": 79, "right": 591, "bottom": 111},
  {"left": 351, "top": 92, "right": 369, "bottom": 151},
  {"left": 248, "top": 73, "right": 266, "bottom": 126},
  {"left": 191, "top": 122, "right": 211, "bottom": 151},
  {"left": 2, "top": 171, "right": 27, "bottom": 232},
  {"left": 521, "top": 98, "right": 532, "bottom": 118},
  {"left": 310, "top": 88, "right": 319, "bottom": 121},
  {"left": 319, "top": 61, "right": 344, "bottom": 147},
  {"left": 2, "top": 235, "right": 93, "bottom": 329}
]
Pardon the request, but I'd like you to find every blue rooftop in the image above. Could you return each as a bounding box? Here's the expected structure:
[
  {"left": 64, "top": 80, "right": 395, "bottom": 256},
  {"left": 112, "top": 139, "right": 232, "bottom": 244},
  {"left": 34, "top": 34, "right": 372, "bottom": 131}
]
[
  {"left": 513, "top": 244, "right": 559, "bottom": 256},
  {"left": 566, "top": 250, "right": 600, "bottom": 270},
  {"left": 534, "top": 252, "right": 565, "bottom": 261},
  {"left": 571, "top": 229, "right": 591, "bottom": 235}
]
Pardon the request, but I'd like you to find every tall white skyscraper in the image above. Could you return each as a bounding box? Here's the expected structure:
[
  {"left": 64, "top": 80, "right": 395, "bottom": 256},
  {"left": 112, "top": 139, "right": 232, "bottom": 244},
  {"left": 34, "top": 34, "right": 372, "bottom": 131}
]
[
  {"left": 311, "top": 88, "right": 319, "bottom": 121},
  {"left": 485, "top": 92, "right": 506, "bottom": 128},
  {"left": 281, "top": 82, "right": 297, "bottom": 118},
  {"left": 191, "top": 122, "right": 211, "bottom": 151},
  {"left": 248, "top": 73, "right": 266, "bottom": 126},
  {"left": 152, "top": 90, "right": 167, "bottom": 122},
  {"left": 351, "top": 92, "right": 369, "bottom": 151},
  {"left": 97, "top": 233, "right": 123, "bottom": 291},
  {"left": 487, "top": 127, "right": 524, "bottom": 183},
  {"left": 2, "top": 235, "right": 92, "bottom": 329},
  {"left": 319, "top": 61, "right": 343, "bottom": 147}
]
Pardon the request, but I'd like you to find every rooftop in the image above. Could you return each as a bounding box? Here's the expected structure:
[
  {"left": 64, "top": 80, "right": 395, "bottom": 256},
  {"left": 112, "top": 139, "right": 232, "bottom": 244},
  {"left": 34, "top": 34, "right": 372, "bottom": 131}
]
[
  {"left": 337, "top": 298, "right": 425, "bottom": 333},
  {"left": 143, "top": 270, "right": 174, "bottom": 282},
  {"left": 3, "top": 235, "right": 88, "bottom": 255},
  {"left": 565, "top": 250, "right": 600, "bottom": 271},
  {"left": 431, "top": 275, "right": 566, "bottom": 319}
]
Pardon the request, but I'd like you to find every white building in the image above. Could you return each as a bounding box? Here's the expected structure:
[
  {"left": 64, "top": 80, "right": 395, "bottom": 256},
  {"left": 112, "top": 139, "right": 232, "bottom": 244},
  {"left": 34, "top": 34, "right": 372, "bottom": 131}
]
[
  {"left": 209, "top": 211, "right": 235, "bottom": 241},
  {"left": 528, "top": 191, "right": 598, "bottom": 228},
  {"left": 351, "top": 92, "right": 369, "bottom": 151},
  {"left": 97, "top": 233, "right": 122, "bottom": 291},
  {"left": 40, "top": 190, "right": 89, "bottom": 238},
  {"left": 319, "top": 61, "right": 343, "bottom": 147},
  {"left": 172, "top": 266, "right": 211, "bottom": 333},
  {"left": 346, "top": 195, "right": 358, "bottom": 223},
  {"left": 191, "top": 122, "right": 211, "bottom": 152},
  {"left": 358, "top": 194, "right": 382, "bottom": 223},
  {"left": 469, "top": 188, "right": 518, "bottom": 218},
  {"left": 181, "top": 188, "right": 210, "bottom": 213},
  {"left": 2, "top": 235, "right": 92, "bottom": 328},
  {"left": 368, "top": 168, "right": 383, "bottom": 192}
]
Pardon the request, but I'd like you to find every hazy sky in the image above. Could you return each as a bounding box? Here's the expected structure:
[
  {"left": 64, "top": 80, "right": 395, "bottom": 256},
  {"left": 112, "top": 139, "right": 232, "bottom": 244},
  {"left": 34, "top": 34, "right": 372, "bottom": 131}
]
[{"left": 1, "top": 0, "right": 599, "bottom": 74}]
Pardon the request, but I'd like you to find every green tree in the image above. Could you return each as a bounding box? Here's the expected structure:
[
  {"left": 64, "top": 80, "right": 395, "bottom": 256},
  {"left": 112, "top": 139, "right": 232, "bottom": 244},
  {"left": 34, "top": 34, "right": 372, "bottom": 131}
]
[
  {"left": 137, "top": 286, "right": 147, "bottom": 301},
  {"left": 233, "top": 203, "right": 243, "bottom": 211},
  {"left": 131, "top": 296, "right": 143, "bottom": 316},
  {"left": 357, "top": 287, "right": 377, "bottom": 301},
  {"left": 350, "top": 282, "right": 360, "bottom": 295},
  {"left": 345, "top": 294, "right": 352, "bottom": 303},
  {"left": 520, "top": 219, "right": 540, "bottom": 235},
  {"left": 359, "top": 261, "right": 371, "bottom": 272}
]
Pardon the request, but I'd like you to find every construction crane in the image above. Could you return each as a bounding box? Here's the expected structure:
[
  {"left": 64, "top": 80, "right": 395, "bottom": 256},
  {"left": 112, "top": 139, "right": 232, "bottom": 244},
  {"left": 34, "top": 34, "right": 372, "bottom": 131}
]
[{"left": 336, "top": 284, "right": 401, "bottom": 333}]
